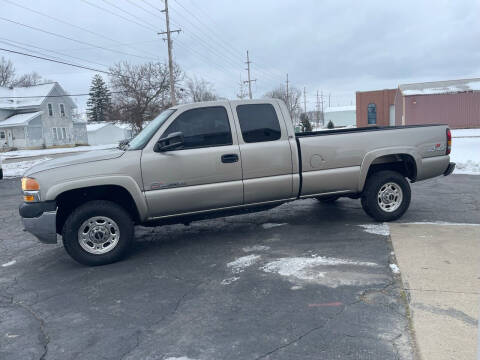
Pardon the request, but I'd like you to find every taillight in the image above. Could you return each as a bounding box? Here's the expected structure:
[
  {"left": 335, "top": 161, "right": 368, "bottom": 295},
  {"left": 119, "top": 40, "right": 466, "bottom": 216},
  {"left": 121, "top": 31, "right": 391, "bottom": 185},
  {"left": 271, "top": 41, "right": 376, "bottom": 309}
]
[{"left": 446, "top": 128, "right": 451, "bottom": 155}]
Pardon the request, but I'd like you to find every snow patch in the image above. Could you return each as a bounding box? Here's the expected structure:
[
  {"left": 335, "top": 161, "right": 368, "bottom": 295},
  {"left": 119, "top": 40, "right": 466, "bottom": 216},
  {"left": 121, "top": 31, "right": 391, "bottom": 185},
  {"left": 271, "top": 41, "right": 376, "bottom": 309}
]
[
  {"left": 221, "top": 277, "right": 239, "bottom": 285},
  {"left": 261, "top": 255, "right": 384, "bottom": 288},
  {"left": 1, "top": 143, "right": 116, "bottom": 160},
  {"left": 227, "top": 255, "right": 261, "bottom": 274},
  {"left": 1, "top": 158, "right": 51, "bottom": 178},
  {"left": 262, "top": 223, "right": 287, "bottom": 229},
  {"left": 389, "top": 264, "right": 400, "bottom": 274},
  {"left": 242, "top": 245, "right": 270, "bottom": 252},
  {"left": 450, "top": 136, "right": 480, "bottom": 175},
  {"left": 402, "top": 221, "right": 480, "bottom": 226},
  {"left": 358, "top": 224, "right": 390, "bottom": 236},
  {"left": 2, "top": 260, "right": 16, "bottom": 267}
]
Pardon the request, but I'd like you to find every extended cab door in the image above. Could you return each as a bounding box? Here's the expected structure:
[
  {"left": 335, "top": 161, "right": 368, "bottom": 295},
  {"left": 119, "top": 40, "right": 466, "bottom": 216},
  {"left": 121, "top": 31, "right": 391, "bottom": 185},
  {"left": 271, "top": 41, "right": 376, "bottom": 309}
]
[
  {"left": 230, "top": 101, "right": 296, "bottom": 204},
  {"left": 141, "top": 103, "right": 243, "bottom": 218}
]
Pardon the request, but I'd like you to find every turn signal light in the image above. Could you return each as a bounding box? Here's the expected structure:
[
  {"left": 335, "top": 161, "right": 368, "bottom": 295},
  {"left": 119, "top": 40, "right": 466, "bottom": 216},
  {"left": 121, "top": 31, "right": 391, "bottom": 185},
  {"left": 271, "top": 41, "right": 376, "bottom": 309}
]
[
  {"left": 446, "top": 128, "right": 452, "bottom": 155},
  {"left": 23, "top": 194, "right": 35, "bottom": 202},
  {"left": 21, "top": 177, "right": 40, "bottom": 191}
]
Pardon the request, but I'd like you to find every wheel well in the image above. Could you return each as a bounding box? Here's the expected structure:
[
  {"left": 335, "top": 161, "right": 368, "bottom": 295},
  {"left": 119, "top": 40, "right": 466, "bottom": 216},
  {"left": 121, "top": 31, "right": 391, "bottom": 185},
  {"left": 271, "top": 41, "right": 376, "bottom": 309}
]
[
  {"left": 367, "top": 154, "right": 417, "bottom": 181},
  {"left": 56, "top": 185, "right": 140, "bottom": 234}
]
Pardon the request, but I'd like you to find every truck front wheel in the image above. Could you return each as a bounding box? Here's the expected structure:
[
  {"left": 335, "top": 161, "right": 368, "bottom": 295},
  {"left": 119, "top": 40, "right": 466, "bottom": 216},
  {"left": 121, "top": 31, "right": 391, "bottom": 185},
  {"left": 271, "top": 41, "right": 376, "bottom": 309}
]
[
  {"left": 361, "top": 170, "right": 411, "bottom": 222},
  {"left": 62, "top": 200, "right": 134, "bottom": 266}
]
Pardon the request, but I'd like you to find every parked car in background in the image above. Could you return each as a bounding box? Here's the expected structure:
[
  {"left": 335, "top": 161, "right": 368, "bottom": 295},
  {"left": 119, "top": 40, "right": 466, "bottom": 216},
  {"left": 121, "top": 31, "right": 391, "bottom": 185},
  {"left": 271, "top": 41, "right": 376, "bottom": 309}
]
[{"left": 19, "top": 99, "right": 455, "bottom": 265}]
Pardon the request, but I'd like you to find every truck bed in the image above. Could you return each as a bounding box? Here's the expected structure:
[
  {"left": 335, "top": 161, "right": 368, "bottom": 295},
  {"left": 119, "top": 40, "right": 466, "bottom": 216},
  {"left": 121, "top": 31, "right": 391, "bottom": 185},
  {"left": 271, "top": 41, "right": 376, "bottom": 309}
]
[{"left": 295, "top": 124, "right": 446, "bottom": 138}]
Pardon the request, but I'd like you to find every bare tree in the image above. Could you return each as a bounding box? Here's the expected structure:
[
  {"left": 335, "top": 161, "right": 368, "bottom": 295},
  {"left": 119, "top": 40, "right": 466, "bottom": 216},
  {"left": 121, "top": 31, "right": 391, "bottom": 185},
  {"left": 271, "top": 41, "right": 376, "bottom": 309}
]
[
  {"left": 186, "top": 76, "right": 218, "bottom": 102},
  {"left": 109, "top": 61, "right": 183, "bottom": 131},
  {"left": 236, "top": 78, "right": 248, "bottom": 99},
  {"left": 0, "top": 57, "right": 15, "bottom": 87},
  {"left": 12, "top": 72, "right": 51, "bottom": 87},
  {"left": 264, "top": 84, "right": 302, "bottom": 122}
]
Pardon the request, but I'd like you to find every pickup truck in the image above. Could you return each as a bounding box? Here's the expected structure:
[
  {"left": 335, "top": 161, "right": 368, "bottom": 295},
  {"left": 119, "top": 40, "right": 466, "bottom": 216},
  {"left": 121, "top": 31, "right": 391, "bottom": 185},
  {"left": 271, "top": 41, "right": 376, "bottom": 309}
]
[{"left": 19, "top": 99, "right": 455, "bottom": 266}]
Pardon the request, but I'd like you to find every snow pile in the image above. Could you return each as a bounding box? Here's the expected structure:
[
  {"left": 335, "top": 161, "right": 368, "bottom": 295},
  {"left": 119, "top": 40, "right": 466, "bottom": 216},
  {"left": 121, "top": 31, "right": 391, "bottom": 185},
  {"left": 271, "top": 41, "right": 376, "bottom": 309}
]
[
  {"left": 262, "top": 255, "right": 383, "bottom": 288},
  {"left": 226, "top": 255, "right": 261, "bottom": 274},
  {"left": 450, "top": 134, "right": 480, "bottom": 175},
  {"left": 2, "top": 157, "right": 51, "bottom": 178},
  {"left": 358, "top": 224, "right": 390, "bottom": 236},
  {"left": 389, "top": 264, "right": 400, "bottom": 274}
]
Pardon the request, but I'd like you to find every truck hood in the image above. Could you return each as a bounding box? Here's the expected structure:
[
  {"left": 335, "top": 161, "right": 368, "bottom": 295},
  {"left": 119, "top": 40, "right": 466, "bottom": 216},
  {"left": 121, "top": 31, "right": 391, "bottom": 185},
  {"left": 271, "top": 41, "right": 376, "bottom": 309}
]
[{"left": 25, "top": 148, "right": 125, "bottom": 176}]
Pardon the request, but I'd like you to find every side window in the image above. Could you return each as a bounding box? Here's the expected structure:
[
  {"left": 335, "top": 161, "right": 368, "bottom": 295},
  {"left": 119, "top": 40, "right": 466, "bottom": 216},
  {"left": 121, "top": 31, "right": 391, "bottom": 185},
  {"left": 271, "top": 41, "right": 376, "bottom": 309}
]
[
  {"left": 162, "top": 106, "right": 232, "bottom": 149},
  {"left": 367, "top": 103, "right": 377, "bottom": 124},
  {"left": 0, "top": 131, "right": 5, "bottom": 139},
  {"left": 48, "top": 103, "right": 53, "bottom": 116},
  {"left": 59, "top": 103, "right": 66, "bottom": 117},
  {"left": 236, "top": 103, "right": 281, "bottom": 143},
  {"left": 52, "top": 128, "right": 57, "bottom": 140},
  {"left": 62, "top": 128, "right": 67, "bottom": 139}
]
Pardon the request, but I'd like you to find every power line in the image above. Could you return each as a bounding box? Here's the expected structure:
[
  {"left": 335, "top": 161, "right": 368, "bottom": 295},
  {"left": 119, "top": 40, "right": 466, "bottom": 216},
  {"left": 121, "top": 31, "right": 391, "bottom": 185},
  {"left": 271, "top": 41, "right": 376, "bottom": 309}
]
[
  {"left": 0, "top": 16, "right": 158, "bottom": 61},
  {"left": 100, "top": 0, "right": 159, "bottom": 32},
  {"left": 0, "top": 47, "right": 110, "bottom": 74},
  {"left": 244, "top": 50, "right": 256, "bottom": 99}
]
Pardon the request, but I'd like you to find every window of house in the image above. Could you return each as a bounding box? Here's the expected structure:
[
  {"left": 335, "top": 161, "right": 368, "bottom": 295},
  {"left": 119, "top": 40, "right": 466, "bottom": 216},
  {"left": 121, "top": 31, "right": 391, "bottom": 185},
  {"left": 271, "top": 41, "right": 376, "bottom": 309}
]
[
  {"left": 367, "top": 103, "right": 377, "bottom": 124},
  {"left": 236, "top": 103, "right": 281, "bottom": 143},
  {"left": 48, "top": 103, "right": 53, "bottom": 116},
  {"left": 59, "top": 104, "right": 66, "bottom": 117},
  {"left": 52, "top": 127, "right": 58, "bottom": 140},
  {"left": 57, "top": 128, "right": 63, "bottom": 140},
  {"left": 162, "top": 106, "right": 232, "bottom": 149},
  {"left": 62, "top": 128, "right": 67, "bottom": 139},
  {"left": 0, "top": 131, "right": 5, "bottom": 139}
]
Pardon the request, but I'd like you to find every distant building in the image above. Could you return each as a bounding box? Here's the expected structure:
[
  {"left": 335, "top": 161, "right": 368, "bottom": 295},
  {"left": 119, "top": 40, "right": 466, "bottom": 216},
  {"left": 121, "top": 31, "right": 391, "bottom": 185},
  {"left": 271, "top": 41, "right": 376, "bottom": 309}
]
[
  {"left": 324, "top": 106, "right": 356, "bottom": 127},
  {"left": 86, "top": 122, "right": 133, "bottom": 145},
  {"left": 356, "top": 89, "right": 397, "bottom": 127},
  {"left": 395, "top": 78, "right": 480, "bottom": 129},
  {"left": 0, "top": 82, "right": 87, "bottom": 150},
  {"left": 356, "top": 78, "right": 480, "bottom": 129}
]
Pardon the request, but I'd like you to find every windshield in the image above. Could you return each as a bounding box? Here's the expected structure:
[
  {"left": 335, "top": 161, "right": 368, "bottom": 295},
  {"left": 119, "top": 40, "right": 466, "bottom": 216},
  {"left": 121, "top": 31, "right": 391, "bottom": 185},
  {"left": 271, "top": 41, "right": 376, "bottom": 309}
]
[{"left": 128, "top": 109, "right": 176, "bottom": 150}]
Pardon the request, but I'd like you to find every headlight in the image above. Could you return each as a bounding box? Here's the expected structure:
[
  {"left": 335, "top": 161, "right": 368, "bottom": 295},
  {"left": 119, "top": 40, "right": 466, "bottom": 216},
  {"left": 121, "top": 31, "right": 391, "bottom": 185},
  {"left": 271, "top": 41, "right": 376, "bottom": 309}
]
[{"left": 21, "top": 177, "right": 40, "bottom": 202}]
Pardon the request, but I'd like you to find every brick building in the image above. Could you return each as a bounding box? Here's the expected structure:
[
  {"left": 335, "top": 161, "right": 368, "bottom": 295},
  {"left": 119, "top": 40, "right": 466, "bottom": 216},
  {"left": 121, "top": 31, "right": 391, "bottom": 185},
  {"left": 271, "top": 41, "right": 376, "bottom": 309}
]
[{"left": 355, "top": 89, "right": 396, "bottom": 127}]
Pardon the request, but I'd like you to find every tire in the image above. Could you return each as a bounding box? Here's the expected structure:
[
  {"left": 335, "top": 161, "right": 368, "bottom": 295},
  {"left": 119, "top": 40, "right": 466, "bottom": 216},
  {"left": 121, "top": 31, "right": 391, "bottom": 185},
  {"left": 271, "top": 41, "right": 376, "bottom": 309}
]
[
  {"left": 62, "top": 200, "right": 134, "bottom": 266},
  {"left": 361, "top": 170, "right": 411, "bottom": 222},
  {"left": 315, "top": 195, "right": 340, "bottom": 203}
]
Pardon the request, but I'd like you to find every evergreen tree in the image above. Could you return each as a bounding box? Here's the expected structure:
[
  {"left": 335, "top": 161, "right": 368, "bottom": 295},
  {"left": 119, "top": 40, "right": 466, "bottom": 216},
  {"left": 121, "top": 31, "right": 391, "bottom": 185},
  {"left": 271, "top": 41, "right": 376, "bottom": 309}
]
[
  {"left": 87, "top": 75, "right": 112, "bottom": 122},
  {"left": 300, "top": 113, "right": 313, "bottom": 132},
  {"left": 327, "top": 120, "right": 335, "bottom": 129}
]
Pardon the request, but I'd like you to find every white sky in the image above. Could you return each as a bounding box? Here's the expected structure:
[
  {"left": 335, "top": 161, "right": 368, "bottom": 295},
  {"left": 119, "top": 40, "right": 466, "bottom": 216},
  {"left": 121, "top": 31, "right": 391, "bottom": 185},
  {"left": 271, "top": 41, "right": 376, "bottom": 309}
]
[{"left": 1, "top": 0, "right": 479, "bottom": 112}]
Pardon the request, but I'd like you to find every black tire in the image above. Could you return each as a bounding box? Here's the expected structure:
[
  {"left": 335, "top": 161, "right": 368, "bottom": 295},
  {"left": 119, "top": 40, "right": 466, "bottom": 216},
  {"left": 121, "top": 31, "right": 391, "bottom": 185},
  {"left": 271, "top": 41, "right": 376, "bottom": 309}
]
[
  {"left": 315, "top": 195, "right": 340, "bottom": 203},
  {"left": 361, "top": 170, "right": 411, "bottom": 222},
  {"left": 62, "top": 200, "right": 134, "bottom": 266}
]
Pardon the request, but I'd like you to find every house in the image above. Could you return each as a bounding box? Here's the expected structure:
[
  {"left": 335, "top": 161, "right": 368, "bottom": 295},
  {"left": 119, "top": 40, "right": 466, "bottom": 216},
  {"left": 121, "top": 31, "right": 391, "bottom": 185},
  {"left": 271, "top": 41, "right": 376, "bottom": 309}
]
[
  {"left": 86, "top": 122, "right": 133, "bottom": 145},
  {"left": 356, "top": 78, "right": 480, "bottom": 129},
  {"left": 0, "top": 82, "right": 87, "bottom": 150},
  {"left": 324, "top": 106, "right": 356, "bottom": 127}
]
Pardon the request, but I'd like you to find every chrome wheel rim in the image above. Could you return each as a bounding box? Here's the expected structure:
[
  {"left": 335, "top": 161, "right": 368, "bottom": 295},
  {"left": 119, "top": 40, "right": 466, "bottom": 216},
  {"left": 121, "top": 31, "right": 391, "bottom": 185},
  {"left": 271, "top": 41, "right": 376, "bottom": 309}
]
[
  {"left": 78, "top": 216, "right": 120, "bottom": 255},
  {"left": 377, "top": 182, "right": 403, "bottom": 213}
]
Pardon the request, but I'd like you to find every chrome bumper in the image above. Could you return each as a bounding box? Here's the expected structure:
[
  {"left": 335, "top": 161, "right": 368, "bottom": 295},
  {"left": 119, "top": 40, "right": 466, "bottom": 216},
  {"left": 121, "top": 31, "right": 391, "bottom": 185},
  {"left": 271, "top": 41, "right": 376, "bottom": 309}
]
[{"left": 21, "top": 210, "right": 58, "bottom": 244}]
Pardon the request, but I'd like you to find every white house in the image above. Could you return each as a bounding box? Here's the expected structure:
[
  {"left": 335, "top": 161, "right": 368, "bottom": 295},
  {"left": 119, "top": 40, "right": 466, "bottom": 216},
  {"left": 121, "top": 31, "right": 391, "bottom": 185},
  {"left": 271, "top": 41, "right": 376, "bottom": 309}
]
[
  {"left": 324, "top": 105, "right": 356, "bottom": 128},
  {"left": 87, "top": 122, "right": 133, "bottom": 145},
  {"left": 0, "top": 82, "right": 87, "bottom": 149}
]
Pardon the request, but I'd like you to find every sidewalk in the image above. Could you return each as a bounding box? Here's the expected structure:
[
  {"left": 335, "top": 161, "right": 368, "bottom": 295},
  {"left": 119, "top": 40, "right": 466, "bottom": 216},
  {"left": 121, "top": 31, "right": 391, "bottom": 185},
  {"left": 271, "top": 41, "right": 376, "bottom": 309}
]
[{"left": 390, "top": 223, "right": 480, "bottom": 360}]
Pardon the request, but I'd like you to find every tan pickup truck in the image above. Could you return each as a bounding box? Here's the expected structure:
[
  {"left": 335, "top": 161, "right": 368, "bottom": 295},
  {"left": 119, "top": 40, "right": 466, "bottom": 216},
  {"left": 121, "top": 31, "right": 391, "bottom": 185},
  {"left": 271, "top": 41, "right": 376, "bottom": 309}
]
[{"left": 19, "top": 99, "right": 455, "bottom": 265}]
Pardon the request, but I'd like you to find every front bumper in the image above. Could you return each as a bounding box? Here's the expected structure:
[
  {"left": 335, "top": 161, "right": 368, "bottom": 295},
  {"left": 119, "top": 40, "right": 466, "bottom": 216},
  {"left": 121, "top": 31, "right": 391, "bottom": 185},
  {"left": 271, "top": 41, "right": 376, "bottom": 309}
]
[
  {"left": 19, "top": 201, "right": 58, "bottom": 244},
  {"left": 444, "top": 162, "right": 456, "bottom": 176}
]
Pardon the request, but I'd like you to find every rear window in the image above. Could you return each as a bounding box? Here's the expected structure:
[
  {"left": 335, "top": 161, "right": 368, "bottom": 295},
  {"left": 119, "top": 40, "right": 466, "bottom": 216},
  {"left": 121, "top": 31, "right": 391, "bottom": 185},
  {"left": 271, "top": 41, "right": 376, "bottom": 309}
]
[{"left": 236, "top": 104, "right": 281, "bottom": 143}]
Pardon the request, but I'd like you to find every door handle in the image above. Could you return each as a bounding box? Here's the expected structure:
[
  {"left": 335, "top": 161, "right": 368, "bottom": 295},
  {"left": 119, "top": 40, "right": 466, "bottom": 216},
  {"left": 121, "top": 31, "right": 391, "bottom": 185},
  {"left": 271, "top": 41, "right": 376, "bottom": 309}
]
[{"left": 221, "top": 154, "right": 239, "bottom": 163}]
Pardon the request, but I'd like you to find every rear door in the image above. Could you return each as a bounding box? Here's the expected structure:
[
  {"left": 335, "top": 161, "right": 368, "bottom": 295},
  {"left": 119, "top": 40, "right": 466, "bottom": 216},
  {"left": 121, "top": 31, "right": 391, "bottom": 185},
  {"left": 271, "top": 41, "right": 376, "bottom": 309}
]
[
  {"left": 141, "top": 104, "right": 243, "bottom": 218},
  {"left": 231, "top": 101, "right": 295, "bottom": 204}
]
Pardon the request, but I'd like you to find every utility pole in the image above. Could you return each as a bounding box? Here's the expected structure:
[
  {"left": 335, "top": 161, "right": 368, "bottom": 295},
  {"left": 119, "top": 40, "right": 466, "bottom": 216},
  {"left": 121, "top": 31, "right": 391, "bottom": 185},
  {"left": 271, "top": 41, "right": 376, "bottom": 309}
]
[
  {"left": 303, "top": 86, "right": 307, "bottom": 114},
  {"left": 316, "top": 90, "right": 321, "bottom": 126},
  {"left": 244, "top": 51, "right": 256, "bottom": 99},
  {"left": 158, "top": 0, "right": 181, "bottom": 105},
  {"left": 328, "top": 93, "right": 331, "bottom": 108}
]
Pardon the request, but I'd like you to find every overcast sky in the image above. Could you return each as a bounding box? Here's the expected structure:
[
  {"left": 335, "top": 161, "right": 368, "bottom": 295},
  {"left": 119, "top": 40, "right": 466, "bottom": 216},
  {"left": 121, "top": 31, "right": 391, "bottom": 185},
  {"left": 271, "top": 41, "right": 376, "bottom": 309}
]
[{"left": 1, "top": 0, "right": 479, "bottom": 112}]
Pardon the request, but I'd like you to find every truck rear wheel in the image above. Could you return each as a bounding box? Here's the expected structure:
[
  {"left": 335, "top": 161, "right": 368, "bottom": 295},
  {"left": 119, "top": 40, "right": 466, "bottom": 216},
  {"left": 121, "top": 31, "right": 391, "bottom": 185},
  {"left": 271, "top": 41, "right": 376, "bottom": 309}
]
[
  {"left": 62, "top": 200, "right": 134, "bottom": 266},
  {"left": 361, "top": 170, "right": 411, "bottom": 222}
]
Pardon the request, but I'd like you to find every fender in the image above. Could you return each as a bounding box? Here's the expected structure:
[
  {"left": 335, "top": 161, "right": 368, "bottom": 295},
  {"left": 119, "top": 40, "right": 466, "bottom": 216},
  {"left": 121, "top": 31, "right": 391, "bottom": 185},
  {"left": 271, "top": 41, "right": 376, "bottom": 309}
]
[
  {"left": 358, "top": 147, "right": 421, "bottom": 191},
  {"left": 45, "top": 175, "right": 149, "bottom": 221}
]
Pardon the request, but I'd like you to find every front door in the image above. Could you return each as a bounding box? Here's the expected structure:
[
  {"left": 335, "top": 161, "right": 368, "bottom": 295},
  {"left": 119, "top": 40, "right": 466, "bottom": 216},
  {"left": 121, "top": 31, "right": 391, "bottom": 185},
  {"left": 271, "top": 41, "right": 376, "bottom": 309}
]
[
  {"left": 6, "top": 129, "right": 13, "bottom": 147},
  {"left": 141, "top": 105, "right": 243, "bottom": 218}
]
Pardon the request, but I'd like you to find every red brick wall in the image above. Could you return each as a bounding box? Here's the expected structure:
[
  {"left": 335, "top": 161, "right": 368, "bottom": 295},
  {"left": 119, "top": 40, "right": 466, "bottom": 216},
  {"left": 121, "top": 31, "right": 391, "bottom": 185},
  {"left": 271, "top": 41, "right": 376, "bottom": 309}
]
[{"left": 356, "top": 89, "right": 397, "bottom": 127}]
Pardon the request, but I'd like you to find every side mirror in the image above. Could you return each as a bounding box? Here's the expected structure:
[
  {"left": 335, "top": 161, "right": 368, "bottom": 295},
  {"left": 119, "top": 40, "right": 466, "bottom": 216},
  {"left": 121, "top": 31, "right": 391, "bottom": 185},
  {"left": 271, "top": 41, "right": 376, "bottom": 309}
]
[{"left": 154, "top": 132, "right": 184, "bottom": 152}]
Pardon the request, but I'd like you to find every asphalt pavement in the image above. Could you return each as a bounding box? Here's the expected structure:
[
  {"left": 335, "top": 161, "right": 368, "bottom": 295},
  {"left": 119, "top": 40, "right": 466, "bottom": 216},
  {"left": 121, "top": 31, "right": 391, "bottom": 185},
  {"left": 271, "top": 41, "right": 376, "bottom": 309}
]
[{"left": 0, "top": 174, "right": 478, "bottom": 360}]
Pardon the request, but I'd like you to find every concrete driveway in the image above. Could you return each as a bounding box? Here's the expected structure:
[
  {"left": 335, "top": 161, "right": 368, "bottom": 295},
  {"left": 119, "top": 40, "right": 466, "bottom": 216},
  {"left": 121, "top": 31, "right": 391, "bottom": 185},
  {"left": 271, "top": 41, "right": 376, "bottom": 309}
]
[{"left": 0, "top": 175, "right": 478, "bottom": 360}]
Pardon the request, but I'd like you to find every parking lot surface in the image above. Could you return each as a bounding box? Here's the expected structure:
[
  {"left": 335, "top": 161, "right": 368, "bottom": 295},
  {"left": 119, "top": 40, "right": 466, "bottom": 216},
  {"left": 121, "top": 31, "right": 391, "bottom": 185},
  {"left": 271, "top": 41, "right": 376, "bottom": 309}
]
[{"left": 1, "top": 175, "right": 478, "bottom": 360}]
